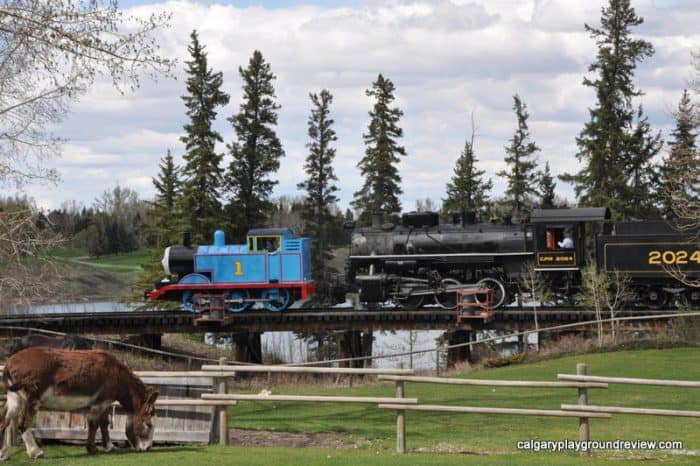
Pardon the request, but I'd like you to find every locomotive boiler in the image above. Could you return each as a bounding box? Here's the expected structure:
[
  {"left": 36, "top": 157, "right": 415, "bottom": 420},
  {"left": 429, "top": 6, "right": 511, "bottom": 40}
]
[{"left": 346, "top": 211, "right": 534, "bottom": 308}]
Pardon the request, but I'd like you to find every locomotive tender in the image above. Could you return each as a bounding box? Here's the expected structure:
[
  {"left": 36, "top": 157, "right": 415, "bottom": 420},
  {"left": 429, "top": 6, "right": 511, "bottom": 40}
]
[
  {"left": 147, "top": 228, "right": 314, "bottom": 312},
  {"left": 346, "top": 208, "right": 700, "bottom": 309}
]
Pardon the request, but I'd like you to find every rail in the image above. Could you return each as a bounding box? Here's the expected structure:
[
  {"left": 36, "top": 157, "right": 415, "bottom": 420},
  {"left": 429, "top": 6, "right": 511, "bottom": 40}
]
[{"left": 558, "top": 369, "right": 700, "bottom": 421}]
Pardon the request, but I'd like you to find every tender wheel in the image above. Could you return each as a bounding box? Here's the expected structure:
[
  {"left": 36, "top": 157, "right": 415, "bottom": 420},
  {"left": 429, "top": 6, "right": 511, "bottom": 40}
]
[
  {"left": 683, "top": 289, "right": 700, "bottom": 308},
  {"left": 475, "top": 277, "right": 507, "bottom": 309},
  {"left": 434, "top": 278, "right": 460, "bottom": 310},
  {"left": 262, "top": 288, "right": 291, "bottom": 312},
  {"left": 226, "top": 290, "right": 252, "bottom": 312},
  {"left": 641, "top": 287, "right": 668, "bottom": 309}
]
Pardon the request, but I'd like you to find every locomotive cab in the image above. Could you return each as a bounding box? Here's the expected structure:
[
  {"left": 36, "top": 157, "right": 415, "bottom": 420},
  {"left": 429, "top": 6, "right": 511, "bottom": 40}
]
[{"left": 530, "top": 208, "right": 611, "bottom": 271}]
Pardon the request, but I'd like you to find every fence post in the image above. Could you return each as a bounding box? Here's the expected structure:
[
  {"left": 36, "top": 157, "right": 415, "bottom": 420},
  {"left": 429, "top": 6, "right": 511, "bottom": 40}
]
[
  {"left": 218, "top": 357, "right": 229, "bottom": 445},
  {"left": 577, "top": 363, "right": 589, "bottom": 456},
  {"left": 396, "top": 380, "right": 406, "bottom": 454},
  {"left": 435, "top": 349, "right": 441, "bottom": 376}
]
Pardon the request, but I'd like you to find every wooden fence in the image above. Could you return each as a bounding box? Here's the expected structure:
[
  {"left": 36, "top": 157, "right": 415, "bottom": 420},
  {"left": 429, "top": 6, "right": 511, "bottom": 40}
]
[
  {"left": 6, "top": 360, "right": 698, "bottom": 455},
  {"left": 377, "top": 363, "right": 610, "bottom": 454},
  {"left": 559, "top": 367, "right": 700, "bottom": 418},
  {"left": 1, "top": 363, "right": 416, "bottom": 447}
]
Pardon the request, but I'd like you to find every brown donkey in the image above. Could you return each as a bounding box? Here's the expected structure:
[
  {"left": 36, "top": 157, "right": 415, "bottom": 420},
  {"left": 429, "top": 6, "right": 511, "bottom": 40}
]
[{"left": 0, "top": 347, "right": 158, "bottom": 460}]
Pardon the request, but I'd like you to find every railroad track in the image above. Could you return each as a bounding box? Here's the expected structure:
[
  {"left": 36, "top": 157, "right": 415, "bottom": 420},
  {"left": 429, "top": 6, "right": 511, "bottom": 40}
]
[{"left": 0, "top": 307, "right": 683, "bottom": 336}]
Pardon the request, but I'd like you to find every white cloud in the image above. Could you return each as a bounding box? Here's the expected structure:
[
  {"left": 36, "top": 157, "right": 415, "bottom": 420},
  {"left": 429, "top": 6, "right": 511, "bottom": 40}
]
[{"left": 23, "top": 0, "right": 699, "bottom": 215}]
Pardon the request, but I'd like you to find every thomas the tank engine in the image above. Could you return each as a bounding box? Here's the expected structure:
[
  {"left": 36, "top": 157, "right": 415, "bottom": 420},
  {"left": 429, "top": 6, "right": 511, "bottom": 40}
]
[{"left": 148, "top": 228, "right": 314, "bottom": 313}]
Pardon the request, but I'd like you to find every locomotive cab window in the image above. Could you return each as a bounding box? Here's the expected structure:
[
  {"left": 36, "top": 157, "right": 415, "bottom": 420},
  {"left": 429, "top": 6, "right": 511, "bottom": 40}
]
[
  {"left": 250, "top": 236, "right": 280, "bottom": 252},
  {"left": 543, "top": 226, "right": 574, "bottom": 250}
]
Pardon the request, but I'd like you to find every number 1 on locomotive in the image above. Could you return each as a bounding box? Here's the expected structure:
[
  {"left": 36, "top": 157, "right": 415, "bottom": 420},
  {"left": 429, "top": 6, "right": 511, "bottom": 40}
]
[{"left": 234, "top": 261, "right": 244, "bottom": 276}]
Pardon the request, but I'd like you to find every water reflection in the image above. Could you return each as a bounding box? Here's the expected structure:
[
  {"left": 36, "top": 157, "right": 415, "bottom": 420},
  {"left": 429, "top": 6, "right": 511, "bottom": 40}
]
[{"left": 13, "top": 301, "right": 134, "bottom": 315}]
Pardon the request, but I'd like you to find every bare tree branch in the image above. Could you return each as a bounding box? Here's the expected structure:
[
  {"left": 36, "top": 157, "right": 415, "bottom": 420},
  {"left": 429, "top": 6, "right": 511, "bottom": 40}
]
[{"left": 0, "top": 0, "right": 174, "bottom": 188}]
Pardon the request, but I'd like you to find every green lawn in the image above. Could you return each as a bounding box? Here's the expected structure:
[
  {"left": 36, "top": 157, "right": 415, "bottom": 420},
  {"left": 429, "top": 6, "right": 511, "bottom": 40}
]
[
  {"left": 5, "top": 347, "right": 700, "bottom": 464},
  {"left": 3, "top": 445, "right": 695, "bottom": 466},
  {"left": 227, "top": 348, "right": 700, "bottom": 456},
  {"left": 55, "top": 248, "right": 152, "bottom": 275}
]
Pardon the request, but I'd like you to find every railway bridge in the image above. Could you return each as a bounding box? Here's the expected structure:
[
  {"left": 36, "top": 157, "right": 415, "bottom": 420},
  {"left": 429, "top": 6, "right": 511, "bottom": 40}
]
[{"left": 0, "top": 307, "right": 673, "bottom": 365}]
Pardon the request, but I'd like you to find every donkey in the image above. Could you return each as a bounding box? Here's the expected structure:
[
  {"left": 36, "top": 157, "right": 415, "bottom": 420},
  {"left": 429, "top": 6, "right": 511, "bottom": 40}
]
[{"left": 0, "top": 347, "right": 158, "bottom": 460}]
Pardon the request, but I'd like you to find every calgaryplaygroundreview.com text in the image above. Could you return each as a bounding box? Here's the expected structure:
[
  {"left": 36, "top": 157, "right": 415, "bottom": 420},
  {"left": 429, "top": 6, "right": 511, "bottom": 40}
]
[{"left": 516, "top": 439, "right": 684, "bottom": 453}]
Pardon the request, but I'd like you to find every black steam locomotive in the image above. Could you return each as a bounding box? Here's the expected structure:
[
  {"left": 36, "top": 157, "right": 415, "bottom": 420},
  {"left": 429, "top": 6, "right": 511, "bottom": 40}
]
[{"left": 345, "top": 208, "right": 700, "bottom": 309}]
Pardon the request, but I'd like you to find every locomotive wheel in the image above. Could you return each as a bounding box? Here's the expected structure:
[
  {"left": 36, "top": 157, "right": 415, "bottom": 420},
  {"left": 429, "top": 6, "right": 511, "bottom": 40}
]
[
  {"left": 226, "top": 290, "right": 251, "bottom": 313},
  {"left": 182, "top": 291, "right": 196, "bottom": 312},
  {"left": 400, "top": 294, "right": 424, "bottom": 310},
  {"left": 262, "top": 288, "right": 291, "bottom": 312},
  {"left": 475, "top": 277, "right": 507, "bottom": 309},
  {"left": 434, "top": 278, "right": 460, "bottom": 310}
]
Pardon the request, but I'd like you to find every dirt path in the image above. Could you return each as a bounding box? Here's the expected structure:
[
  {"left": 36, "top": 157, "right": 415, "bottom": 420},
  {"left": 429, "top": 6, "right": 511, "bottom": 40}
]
[{"left": 228, "top": 429, "right": 371, "bottom": 449}]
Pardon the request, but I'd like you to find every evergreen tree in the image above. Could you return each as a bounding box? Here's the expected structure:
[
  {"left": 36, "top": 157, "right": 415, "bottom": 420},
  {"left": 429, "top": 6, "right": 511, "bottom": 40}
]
[
  {"left": 297, "top": 90, "right": 339, "bottom": 283},
  {"left": 539, "top": 162, "right": 556, "bottom": 208},
  {"left": 561, "top": 0, "right": 661, "bottom": 219},
  {"left": 151, "top": 149, "right": 182, "bottom": 248},
  {"left": 225, "top": 50, "right": 284, "bottom": 241},
  {"left": 659, "top": 89, "right": 700, "bottom": 217},
  {"left": 443, "top": 134, "right": 492, "bottom": 214},
  {"left": 352, "top": 74, "right": 406, "bottom": 223},
  {"left": 627, "top": 106, "right": 662, "bottom": 218},
  {"left": 179, "top": 30, "right": 230, "bottom": 244},
  {"left": 497, "top": 95, "right": 540, "bottom": 218}
]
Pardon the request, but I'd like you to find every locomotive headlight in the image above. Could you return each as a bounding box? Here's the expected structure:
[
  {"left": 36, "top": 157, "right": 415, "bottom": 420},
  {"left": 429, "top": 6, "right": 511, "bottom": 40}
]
[{"left": 162, "top": 247, "right": 172, "bottom": 276}]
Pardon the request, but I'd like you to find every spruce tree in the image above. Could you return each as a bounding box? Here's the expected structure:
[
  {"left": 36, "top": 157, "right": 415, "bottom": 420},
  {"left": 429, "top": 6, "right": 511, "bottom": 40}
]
[
  {"left": 443, "top": 135, "right": 492, "bottom": 214},
  {"left": 539, "top": 162, "right": 556, "bottom": 209},
  {"left": 659, "top": 89, "right": 699, "bottom": 216},
  {"left": 151, "top": 149, "right": 182, "bottom": 248},
  {"left": 352, "top": 74, "right": 406, "bottom": 223},
  {"left": 297, "top": 90, "right": 339, "bottom": 283},
  {"left": 561, "top": 0, "right": 660, "bottom": 219},
  {"left": 497, "top": 95, "right": 540, "bottom": 219},
  {"left": 179, "top": 30, "right": 230, "bottom": 243},
  {"left": 225, "top": 50, "right": 284, "bottom": 241}
]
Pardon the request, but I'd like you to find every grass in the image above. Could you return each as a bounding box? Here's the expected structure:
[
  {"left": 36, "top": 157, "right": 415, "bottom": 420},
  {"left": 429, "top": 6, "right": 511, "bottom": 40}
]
[
  {"left": 225, "top": 347, "right": 700, "bottom": 459},
  {"left": 54, "top": 248, "right": 152, "bottom": 276},
  {"left": 6, "top": 444, "right": 678, "bottom": 466},
  {"left": 5, "top": 348, "right": 700, "bottom": 464}
]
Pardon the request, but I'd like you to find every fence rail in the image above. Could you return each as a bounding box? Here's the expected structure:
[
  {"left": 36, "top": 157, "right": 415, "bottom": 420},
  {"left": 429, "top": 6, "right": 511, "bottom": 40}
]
[
  {"left": 378, "top": 404, "right": 612, "bottom": 418},
  {"left": 561, "top": 404, "right": 700, "bottom": 418},
  {"left": 201, "top": 365, "right": 415, "bottom": 375},
  {"left": 378, "top": 375, "right": 608, "bottom": 389},
  {"left": 203, "top": 394, "right": 417, "bottom": 404},
  {"left": 558, "top": 374, "right": 700, "bottom": 388}
]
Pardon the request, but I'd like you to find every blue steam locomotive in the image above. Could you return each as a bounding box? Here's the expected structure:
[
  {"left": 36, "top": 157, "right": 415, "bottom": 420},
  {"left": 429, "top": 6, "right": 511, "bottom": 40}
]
[{"left": 147, "top": 228, "right": 314, "bottom": 312}]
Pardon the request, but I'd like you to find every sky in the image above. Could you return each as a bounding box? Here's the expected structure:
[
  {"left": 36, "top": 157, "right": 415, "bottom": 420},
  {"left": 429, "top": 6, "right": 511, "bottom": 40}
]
[{"left": 21, "top": 0, "right": 700, "bottom": 214}]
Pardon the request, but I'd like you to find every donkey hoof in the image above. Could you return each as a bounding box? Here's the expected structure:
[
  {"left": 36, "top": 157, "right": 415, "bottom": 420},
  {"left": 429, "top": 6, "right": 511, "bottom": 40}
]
[
  {"left": 0, "top": 450, "right": 10, "bottom": 461},
  {"left": 31, "top": 449, "right": 44, "bottom": 459},
  {"left": 104, "top": 443, "right": 116, "bottom": 453}
]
